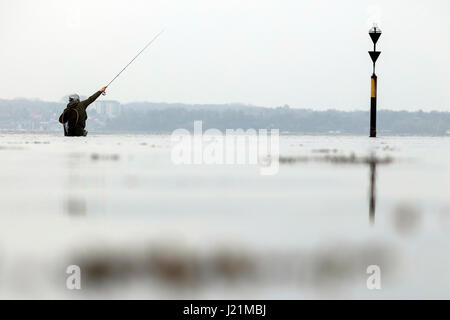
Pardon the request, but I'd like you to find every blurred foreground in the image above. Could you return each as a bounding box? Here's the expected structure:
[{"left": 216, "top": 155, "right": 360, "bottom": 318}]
[{"left": 0, "top": 134, "right": 449, "bottom": 299}]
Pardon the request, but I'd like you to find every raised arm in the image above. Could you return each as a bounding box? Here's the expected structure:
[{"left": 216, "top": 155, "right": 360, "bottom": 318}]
[{"left": 80, "top": 87, "right": 107, "bottom": 109}]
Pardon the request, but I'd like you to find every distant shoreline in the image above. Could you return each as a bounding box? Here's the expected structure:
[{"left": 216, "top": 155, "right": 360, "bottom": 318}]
[{"left": 1, "top": 98, "right": 449, "bottom": 135}]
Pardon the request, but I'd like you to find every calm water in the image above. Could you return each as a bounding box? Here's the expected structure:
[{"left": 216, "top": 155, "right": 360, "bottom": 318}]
[{"left": 0, "top": 133, "right": 449, "bottom": 299}]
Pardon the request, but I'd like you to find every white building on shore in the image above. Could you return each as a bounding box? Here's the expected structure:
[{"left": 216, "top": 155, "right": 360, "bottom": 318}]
[{"left": 91, "top": 100, "right": 122, "bottom": 118}]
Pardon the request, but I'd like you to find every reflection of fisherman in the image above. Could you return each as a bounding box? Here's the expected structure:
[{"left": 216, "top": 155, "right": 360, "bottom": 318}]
[{"left": 59, "top": 87, "right": 106, "bottom": 136}]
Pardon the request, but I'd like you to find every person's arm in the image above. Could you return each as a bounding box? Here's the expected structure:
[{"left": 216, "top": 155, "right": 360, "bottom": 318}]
[{"left": 80, "top": 87, "right": 107, "bottom": 109}]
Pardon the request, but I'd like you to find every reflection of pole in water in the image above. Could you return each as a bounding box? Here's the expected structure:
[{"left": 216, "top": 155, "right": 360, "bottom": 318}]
[{"left": 369, "top": 160, "right": 377, "bottom": 225}]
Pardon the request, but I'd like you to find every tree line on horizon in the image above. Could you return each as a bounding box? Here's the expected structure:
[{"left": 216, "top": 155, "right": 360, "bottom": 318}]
[{"left": 0, "top": 98, "right": 449, "bottom": 135}]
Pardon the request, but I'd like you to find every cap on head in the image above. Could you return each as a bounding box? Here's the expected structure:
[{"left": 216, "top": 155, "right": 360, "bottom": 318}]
[{"left": 69, "top": 94, "right": 80, "bottom": 102}]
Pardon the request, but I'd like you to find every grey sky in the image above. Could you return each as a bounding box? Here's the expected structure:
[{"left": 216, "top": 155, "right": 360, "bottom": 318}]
[{"left": 0, "top": 0, "right": 448, "bottom": 111}]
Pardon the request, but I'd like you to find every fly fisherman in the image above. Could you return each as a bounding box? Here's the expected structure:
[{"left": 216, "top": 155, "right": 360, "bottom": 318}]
[
  {"left": 59, "top": 87, "right": 107, "bottom": 136},
  {"left": 58, "top": 30, "right": 163, "bottom": 136}
]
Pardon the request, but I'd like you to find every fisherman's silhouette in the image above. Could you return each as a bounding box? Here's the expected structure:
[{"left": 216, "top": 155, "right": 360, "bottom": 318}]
[{"left": 59, "top": 86, "right": 106, "bottom": 136}]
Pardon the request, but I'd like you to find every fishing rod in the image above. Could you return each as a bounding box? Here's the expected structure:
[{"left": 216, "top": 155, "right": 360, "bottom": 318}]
[{"left": 103, "top": 29, "right": 164, "bottom": 95}]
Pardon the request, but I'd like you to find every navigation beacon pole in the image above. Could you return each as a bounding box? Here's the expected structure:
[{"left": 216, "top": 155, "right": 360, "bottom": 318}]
[{"left": 368, "top": 24, "right": 382, "bottom": 138}]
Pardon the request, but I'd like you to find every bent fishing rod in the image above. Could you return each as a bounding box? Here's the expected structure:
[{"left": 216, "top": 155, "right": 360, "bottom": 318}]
[{"left": 103, "top": 29, "right": 164, "bottom": 95}]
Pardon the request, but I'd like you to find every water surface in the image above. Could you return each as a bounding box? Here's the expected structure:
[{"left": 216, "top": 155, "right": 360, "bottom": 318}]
[{"left": 0, "top": 133, "right": 449, "bottom": 299}]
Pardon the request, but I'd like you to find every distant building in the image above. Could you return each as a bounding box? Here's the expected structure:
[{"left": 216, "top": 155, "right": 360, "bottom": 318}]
[{"left": 91, "top": 100, "right": 122, "bottom": 118}]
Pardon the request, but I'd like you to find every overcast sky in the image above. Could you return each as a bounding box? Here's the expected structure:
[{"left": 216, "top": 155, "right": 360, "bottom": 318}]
[{"left": 0, "top": 0, "right": 448, "bottom": 111}]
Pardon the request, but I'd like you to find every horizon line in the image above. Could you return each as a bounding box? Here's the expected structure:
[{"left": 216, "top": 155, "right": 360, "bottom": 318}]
[{"left": 1, "top": 96, "right": 449, "bottom": 113}]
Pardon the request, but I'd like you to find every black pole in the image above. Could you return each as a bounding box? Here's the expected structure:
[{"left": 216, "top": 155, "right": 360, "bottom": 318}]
[
  {"left": 369, "top": 25, "right": 381, "bottom": 138},
  {"left": 370, "top": 74, "right": 377, "bottom": 138}
]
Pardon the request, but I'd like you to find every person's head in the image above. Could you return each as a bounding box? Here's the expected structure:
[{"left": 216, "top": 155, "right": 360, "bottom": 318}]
[{"left": 69, "top": 94, "right": 80, "bottom": 103}]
